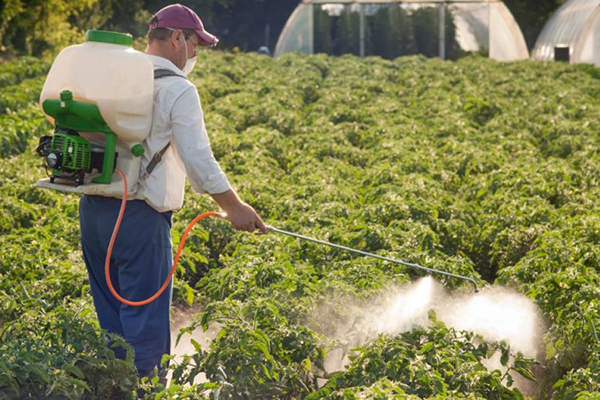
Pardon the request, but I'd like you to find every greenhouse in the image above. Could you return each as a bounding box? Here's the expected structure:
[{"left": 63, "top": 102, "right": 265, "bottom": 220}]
[
  {"left": 274, "top": 0, "right": 529, "bottom": 61},
  {"left": 532, "top": 0, "right": 600, "bottom": 66}
]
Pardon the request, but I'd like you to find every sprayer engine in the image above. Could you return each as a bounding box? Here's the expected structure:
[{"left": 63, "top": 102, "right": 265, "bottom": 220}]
[{"left": 36, "top": 128, "right": 117, "bottom": 186}]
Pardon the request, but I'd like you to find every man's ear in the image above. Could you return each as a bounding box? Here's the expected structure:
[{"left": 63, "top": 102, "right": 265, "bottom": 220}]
[{"left": 170, "top": 30, "right": 182, "bottom": 48}]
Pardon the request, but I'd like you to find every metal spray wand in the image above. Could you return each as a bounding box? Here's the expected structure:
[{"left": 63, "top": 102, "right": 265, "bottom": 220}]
[{"left": 266, "top": 225, "right": 479, "bottom": 293}]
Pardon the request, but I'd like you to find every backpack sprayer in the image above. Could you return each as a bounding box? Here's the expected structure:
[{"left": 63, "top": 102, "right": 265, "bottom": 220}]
[{"left": 37, "top": 30, "right": 478, "bottom": 308}]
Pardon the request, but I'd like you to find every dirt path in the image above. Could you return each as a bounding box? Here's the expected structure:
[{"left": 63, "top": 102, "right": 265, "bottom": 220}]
[{"left": 168, "top": 304, "right": 220, "bottom": 386}]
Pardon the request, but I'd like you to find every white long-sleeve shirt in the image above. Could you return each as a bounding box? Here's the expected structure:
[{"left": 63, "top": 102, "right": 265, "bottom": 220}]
[{"left": 137, "top": 55, "right": 231, "bottom": 212}]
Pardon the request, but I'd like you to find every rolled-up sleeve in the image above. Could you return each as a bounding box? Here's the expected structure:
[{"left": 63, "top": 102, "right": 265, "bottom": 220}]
[{"left": 170, "top": 86, "right": 231, "bottom": 195}]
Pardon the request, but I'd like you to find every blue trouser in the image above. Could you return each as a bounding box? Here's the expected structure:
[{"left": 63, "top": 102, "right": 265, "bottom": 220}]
[{"left": 79, "top": 195, "right": 173, "bottom": 377}]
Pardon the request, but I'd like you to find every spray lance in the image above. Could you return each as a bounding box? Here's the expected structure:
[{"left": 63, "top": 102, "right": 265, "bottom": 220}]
[
  {"left": 265, "top": 226, "right": 479, "bottom": 293},
  {"left": 105, "top": 170, "right": 478, "bottom": 307}
]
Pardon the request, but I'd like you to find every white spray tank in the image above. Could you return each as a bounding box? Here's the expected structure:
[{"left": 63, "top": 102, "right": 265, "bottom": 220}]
[{"left": 37, "top": 30, "right": 154, "bottom": 197}]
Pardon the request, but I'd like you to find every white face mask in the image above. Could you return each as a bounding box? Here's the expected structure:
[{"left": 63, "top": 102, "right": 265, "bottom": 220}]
[
  {"left": 167, "top": 28, "right": 196, "bottom": 76},
  {"left": 183, "top": 55, "right": 197, "bottom": 76}
]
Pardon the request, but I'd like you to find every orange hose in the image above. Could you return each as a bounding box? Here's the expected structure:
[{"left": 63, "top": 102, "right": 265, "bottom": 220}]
[{"left": 105, "top": 169, "right": 218, "bottom": 306}]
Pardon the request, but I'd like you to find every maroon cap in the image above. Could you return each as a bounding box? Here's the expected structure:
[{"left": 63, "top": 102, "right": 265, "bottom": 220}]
[{"left": 150, "top": 4, "right": 218, "bottom": 47}]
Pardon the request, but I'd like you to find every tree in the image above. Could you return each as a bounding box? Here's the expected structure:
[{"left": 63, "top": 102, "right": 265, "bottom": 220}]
[
  {"left": 0, "top": 0, "right": 142, "bottom": 57},
  {"left": 1, "top": 0, "right": 96, "bottom": 56},
  {"left": 101, "top": 0, "right": 150, "bottom": 38}
]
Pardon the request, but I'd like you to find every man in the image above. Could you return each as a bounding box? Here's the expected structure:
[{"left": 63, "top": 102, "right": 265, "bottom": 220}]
[{"left": 79, "top": 3, "right": 266, "bottom": 382}]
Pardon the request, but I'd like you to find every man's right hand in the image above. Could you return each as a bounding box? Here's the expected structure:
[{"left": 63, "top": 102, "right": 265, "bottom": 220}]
[
  {"left": 210, "top": 189, "right": 267, "bottom": 234},
  {"left": 223, "top": 202, "right": 267, "bottom": 234}
]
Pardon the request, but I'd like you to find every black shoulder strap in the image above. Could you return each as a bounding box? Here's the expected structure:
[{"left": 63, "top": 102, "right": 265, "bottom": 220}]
[
  {"left": 144, "top": 69, "right": 186, "bottom": 177},
  {"left": 154, "top": 68, "right": 185, "bottom": 80}
]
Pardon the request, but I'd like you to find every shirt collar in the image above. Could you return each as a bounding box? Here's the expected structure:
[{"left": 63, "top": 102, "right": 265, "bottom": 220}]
[{"left": 146, "top": 54, "right": 186, "bottom": 78}]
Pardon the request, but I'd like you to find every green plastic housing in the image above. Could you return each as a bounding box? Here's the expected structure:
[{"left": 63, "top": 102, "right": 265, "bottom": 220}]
[
  {"left": 42, "top": 90, "right": 116, "bottom": 184},
  {"left": 51, "top": 132, "right": 91, "bottom": 171}
]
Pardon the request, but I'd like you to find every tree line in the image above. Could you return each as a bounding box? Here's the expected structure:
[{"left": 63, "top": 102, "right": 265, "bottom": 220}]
[{"left": 0, "top": 0, "right": 564, "bottom": 58}]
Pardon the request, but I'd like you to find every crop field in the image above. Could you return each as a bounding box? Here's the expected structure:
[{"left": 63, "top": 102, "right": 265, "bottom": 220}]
[{"left": 2, "top": 52, "right": 600, "bottom": 399}]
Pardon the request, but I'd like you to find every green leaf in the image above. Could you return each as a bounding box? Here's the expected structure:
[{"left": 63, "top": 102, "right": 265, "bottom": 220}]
[
  {"left": 513, "top": 366, "right": 536, "bottom": 381},
  {"left": 29, "top": 365, "right": 51, "bottom": 384},
  {"left": 190, "top": 338, "right": 202, "bottom": 352},
  {"left": 553, "top": 379, "right": 566, "bottom": 389},
  {"left": 65, "top": 376, "right": 91, "bottom": 392},
  {"left": 261, "top": 363, "right": 271, "bottom": 379},
  {"left": 301, "top": 358, "right": 312, "bottom": 372},
  {"left": 216, "top": 328, "right": 227, "bottom": 341},
  {"left": 63, "top": 364, "right": 85, "bottom": 379},
  {"left": 545, "top": 342, "right": 556, "bottom": 360},
  {"left": 500, "top": 348, "right": 509, "bottom": 367},
  {"left": 420, "top": 342, "right": 434, "bottom": 354},
  {"left": 184, "top": 283, "right": 195, "bottom": 306}
]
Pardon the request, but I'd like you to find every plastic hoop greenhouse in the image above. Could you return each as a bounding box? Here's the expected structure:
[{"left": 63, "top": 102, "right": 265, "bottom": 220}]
[
  {"left": 532, "top": 0, "right": 600, "bottom": 66},
  {"left": 275, "top": 0, "right": 529, "bottom": 61}
]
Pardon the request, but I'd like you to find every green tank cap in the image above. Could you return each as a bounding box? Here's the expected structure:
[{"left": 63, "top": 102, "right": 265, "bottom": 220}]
[
  {"left": 86, "top": 30, "right": 132, "bottom": 47},
  {"left": 131, "top": 144, "right": 145, "bottom": 157}
]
